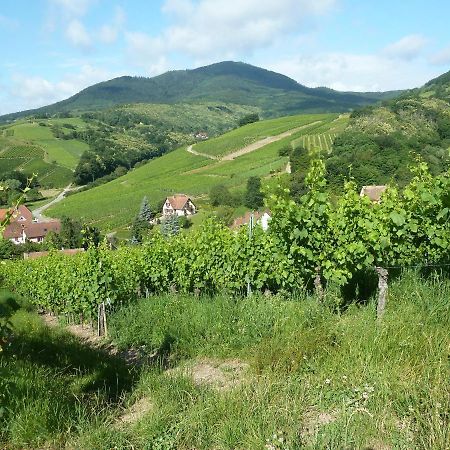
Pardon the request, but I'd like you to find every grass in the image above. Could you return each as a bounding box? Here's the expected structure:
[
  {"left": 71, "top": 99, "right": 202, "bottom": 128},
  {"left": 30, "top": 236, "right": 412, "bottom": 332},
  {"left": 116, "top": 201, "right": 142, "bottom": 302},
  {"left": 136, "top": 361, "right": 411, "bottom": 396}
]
[
  {"left": 194, "top": 113, "right": 335, "bottom": 157},
  {"left": 48, "top": 113, "right": 346, "bottom": 231},
  {"left": 1, "top": 272, "right": 448, "bottom": 449}
]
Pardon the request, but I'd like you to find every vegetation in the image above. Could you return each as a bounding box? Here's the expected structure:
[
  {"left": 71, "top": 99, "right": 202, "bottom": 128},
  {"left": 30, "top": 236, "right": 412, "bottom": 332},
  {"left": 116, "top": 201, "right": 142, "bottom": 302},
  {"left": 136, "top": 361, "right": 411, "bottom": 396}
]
[
  {"left": 0, "top": 61, "right": 398, "bottom": 123},
  {"left": 3, "top": 158, "right": 449, "bottom": 316},
  {"left": 0, "top": 273, "right": 448, "bottom": 448},
  {"left": 326, "top": 92, "right": 450, "bottom": 189},
  {"left": 46, "top": 113, "right": 339, "bottom": 231},
  {"left": 244, "top": 176, "right": 264, "bottom": 208}
]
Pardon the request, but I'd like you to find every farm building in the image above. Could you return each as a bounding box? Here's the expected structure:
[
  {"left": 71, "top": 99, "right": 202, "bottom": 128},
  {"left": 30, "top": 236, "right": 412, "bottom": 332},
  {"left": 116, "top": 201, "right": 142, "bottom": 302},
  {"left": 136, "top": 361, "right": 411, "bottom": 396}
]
[
  {"left": 231, "top": 210, "right": 271, "bottom": 231},
  {"left": 162, "top": 195, "right": 197, "bottom": 217},
  {"left": 1, "top": 205, "right": 61, "bottom": 244},
  {"left": 360, "top": 185, "right": 387, "bottom": 203}
]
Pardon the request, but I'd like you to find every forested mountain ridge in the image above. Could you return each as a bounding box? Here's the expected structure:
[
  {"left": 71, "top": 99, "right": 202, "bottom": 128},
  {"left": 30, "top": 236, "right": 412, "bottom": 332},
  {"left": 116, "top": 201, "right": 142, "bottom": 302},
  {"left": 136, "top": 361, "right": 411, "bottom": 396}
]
[
  {"left": 324, "top": 70, "right": 450, "bottom": 189},
  {"left": 0, "top": 61, "right": 399, "bottom": 123}
]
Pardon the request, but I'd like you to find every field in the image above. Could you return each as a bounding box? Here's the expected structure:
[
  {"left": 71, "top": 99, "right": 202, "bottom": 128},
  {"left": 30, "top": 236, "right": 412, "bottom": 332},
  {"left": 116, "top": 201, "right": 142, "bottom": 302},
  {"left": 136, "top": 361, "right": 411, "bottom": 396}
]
[
  {"left": 1, "top": 272, "right": 448, "bottom": 449},
  {"left": 0, "top": 118, "right": 90, "bottom": 188},
  {"left": 47, "top": 113, "right": 348, "bottom": 230}
]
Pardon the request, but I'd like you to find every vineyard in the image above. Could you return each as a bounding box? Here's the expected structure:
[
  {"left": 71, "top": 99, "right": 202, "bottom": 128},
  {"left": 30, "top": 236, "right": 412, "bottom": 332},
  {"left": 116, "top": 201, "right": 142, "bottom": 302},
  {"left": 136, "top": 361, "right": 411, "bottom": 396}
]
[{"left": 2, "top": 158, "right": 449, "bottom": 320}]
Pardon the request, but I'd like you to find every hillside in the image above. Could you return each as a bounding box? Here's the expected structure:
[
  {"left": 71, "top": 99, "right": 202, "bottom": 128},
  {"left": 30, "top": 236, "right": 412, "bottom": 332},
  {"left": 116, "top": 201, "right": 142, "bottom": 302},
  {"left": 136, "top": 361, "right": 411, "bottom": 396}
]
[
  {"left": 47, "top": 113, "right": 346, "bottom": 230},
  {"left": 0, "top": 118, "right": 89, "bottom": 189},
  {"left": 0, "top": 62, "right": 398, "bottom": 122},
  {"left": 325, "top": 71, "right": 450, "bottom": 188},
  {"left": 0, "top": 103, "right": 257, "bottom": 192}
]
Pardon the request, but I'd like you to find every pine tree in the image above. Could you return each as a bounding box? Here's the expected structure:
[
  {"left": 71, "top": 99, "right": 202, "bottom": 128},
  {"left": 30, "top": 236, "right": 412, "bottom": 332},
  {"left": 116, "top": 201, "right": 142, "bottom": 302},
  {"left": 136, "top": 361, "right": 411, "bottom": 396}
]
[
  {"left": 162, "top": 214, "right": 180, "bottom": 237},
  {"left": 139, "top": 196, "right": 153, "bottom": 222}
]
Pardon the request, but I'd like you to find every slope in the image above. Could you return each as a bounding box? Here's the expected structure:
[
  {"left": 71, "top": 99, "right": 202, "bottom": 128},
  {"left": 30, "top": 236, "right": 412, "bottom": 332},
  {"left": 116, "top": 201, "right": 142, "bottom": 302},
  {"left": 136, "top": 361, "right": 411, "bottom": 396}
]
[
  {"left": 326, "top": 71, "right": 450, "bottom": 188},
  {"left": 0, "top": 61, "right": 398, "bottom": 122},
  {"left": 47, "top": 113, "right": 347, "bottom": 230}
]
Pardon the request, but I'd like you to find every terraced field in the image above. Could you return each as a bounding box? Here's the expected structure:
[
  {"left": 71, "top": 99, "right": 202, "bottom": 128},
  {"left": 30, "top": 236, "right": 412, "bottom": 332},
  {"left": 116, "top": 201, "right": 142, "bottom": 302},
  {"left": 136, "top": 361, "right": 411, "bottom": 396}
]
[
  {"left": 48, "top": 113, "right": 348, "bottom": 230},
  {"left": 0, "top": 118, "right": 90, "bottom": 188}
]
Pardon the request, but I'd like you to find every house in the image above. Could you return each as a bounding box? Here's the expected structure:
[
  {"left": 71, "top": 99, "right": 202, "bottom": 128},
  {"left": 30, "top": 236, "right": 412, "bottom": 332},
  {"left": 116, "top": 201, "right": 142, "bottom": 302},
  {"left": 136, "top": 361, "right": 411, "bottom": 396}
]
[
  {"left": 3, "top": 220, "right": 61, "bottom": 244},
  {"left": 162, "top": 195, "right": 197, "bottom": 217},
  {"left": 231, "top": 210, "right": 271, "bottom": 231},
  {"left": 360, "top": 185, "right": 387, "bottom": 203},
  {"left": 194, "top": 131, "right": 209, "bottom": 140},
  {"left": 1, "top": 204, "right": 61, "bottom": 244}
]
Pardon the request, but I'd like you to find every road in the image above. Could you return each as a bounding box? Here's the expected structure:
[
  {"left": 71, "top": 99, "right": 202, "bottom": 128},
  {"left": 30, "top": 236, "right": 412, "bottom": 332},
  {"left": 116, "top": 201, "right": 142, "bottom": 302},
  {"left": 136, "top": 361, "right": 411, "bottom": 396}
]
[{"left": 33, "top": 184, "right": 80, "bottom": 221}]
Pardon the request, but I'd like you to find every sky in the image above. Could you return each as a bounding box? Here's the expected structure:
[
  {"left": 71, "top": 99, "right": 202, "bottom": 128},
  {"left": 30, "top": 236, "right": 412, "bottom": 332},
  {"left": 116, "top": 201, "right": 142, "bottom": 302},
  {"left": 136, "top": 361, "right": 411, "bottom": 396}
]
[{"left": 1, "top": 0, "right": 450, "bottom": 115}]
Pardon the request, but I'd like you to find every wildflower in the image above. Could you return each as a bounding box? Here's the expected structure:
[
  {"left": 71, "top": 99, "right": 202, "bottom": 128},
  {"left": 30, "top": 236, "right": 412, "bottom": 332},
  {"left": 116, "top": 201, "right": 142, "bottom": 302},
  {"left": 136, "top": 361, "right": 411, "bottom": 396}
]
[
  {"left": 342, "top": 375, "right": 347, "bottom": 381},
  {"left": 325, "top": 378, "right": 331, "bottom": 384},
  {"left": 362, "top": 392, "right": 369, "bottom": 399}
]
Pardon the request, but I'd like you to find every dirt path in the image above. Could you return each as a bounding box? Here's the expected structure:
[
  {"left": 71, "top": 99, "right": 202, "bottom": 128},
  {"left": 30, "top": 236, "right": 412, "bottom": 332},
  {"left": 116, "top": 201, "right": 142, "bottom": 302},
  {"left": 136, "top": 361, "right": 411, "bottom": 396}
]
[
  {"left": 221, "top": 121, "right": 322, "bottom": 161},
  {"left": 186, "top": 144, "right": 218, "bottom": 160}
]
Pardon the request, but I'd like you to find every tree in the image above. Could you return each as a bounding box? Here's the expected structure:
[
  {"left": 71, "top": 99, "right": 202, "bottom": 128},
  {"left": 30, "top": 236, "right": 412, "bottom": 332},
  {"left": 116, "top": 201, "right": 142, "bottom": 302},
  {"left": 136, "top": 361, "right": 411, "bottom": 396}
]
[
  {"left": 239, "top": 113, "right": 259, "bottom": 127},
  {"left": 162, "top": 214, "right": 180, "bottom": 237},
  {"left": 59, "top": 216, "right": 83, "bottom": 248},
  {"left": 139, "top": 196, "right": 153, "bottom": 222},
  {"left": 210, "top": 184, "right": 234, "bottom": 206},
  {"left": 244, "top": 176, "right": 264, "bottom": 209}
]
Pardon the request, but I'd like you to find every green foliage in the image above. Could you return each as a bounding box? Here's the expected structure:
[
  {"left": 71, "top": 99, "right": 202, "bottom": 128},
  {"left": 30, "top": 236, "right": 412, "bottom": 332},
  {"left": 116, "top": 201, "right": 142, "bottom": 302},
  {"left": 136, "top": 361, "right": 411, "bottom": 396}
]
[
  {"left": 238, "top": 113, "right": 259, "bottom": 126},
  {"left": 244, "top": 176, "right": 264, "bottom": 208},
  {"left": 209, "top": 184, "right": 234, "bottom": 206},
  {"left": 162, "top": 215, "right": 180, "bottom": 238}
]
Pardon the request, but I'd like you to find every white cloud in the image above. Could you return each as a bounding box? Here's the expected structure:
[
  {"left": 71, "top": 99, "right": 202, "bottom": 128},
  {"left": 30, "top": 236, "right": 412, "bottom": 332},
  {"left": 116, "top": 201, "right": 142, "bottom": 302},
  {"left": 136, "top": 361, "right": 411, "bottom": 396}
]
[
  {"left": 126, "top": 0, "right": 336, "bottom": 72},
  {"left": 49, "top": 0, "right": 96, "bottom": 18},
  {"left": 383, "top": 34, "right": 428, "bottom": 61},
  {"left": 267, "top": 52, "right": 438, "bottom": 92},
  {"left": 98, "top": 6, "right": 126, "bottom": 44},
  {"left": 2, "top": 65, "right": 120, "bottom": 114},
  {"left": 66, "top": 20, "right": 91, "bottom": 48},
  {"left": 429, "top": 46, "right": 450, "bottom": 66}
]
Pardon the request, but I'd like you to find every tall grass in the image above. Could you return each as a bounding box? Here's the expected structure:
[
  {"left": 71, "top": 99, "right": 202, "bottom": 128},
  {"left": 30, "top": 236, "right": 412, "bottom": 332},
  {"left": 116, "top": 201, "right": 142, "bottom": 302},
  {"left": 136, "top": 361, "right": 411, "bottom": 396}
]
[{"left": 1, "top": 273, "right": 449, "bottom": 449}]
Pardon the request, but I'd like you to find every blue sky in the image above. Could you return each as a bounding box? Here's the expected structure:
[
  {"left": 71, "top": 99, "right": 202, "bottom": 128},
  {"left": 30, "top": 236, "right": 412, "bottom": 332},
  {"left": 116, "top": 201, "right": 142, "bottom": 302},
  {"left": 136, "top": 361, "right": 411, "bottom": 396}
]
[{"left": 1, "top": 0, "right": 449, "bottom": 114}]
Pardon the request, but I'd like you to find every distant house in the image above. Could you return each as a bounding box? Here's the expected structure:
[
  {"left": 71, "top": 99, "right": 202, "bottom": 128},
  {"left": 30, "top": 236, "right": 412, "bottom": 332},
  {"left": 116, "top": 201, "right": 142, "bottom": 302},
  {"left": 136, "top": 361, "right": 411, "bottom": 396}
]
[
  {"left": 1, "top": 205, "right": 61, "bottom": 244},
  {"left": 162, "top": 195, "right": 197, "bottom": 217},
  {"left": 360, "top": 185, "right": 387, "bottom": 203},
  {"left": 231, "top": 210, "right": 271, "bottom": 231},
  {"left": 194, "top": 131, "right": 209, "bottom": 140}
]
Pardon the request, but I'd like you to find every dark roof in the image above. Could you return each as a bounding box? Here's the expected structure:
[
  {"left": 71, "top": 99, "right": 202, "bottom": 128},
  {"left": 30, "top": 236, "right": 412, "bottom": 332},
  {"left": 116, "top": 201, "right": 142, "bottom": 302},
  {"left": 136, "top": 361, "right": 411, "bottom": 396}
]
[{"left": 3, "top": 220, "right": 61, "bottom": 239}]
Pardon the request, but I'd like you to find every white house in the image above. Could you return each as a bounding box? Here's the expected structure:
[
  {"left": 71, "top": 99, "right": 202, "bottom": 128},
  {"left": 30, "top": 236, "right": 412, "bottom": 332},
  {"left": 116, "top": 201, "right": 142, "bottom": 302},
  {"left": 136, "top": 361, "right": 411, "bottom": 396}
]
[{"left": 162, "top": 195, "right": 197, "bottom": 217}]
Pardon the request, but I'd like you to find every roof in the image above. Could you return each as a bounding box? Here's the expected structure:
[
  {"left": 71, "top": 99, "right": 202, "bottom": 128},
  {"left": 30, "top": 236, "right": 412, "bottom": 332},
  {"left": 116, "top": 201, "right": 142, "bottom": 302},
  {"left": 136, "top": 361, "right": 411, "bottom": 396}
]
[
  {"left": 231, "top": 210, "right": 271, "bottom": 229},
  {"left": 3, "top": 220, "right": 61, "bottom": 239},
  {"left": 166, "top": 195, "right": 192, "bottom": 210},
  {"left": 0, "top": 204, "right": 33, "bottom": 223},
  {"left": 360, "top": 185, "right": 387, "bottom": 202},
  {"left": 24, "top": 248, "right": 85, "bottom": 260}
]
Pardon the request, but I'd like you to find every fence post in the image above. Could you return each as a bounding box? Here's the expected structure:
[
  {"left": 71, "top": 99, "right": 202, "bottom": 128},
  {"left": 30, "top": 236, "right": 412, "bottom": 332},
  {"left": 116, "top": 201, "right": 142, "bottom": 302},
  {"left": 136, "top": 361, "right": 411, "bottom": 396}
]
[
  {"left": 314, "top": 266, "right": 324, "bottom": 301},
  {"left": 247, "top": 213, "right": 254, "bottom": 297},
  {"left": 375, "top": 267, "right": 388, "bottom": 320}
]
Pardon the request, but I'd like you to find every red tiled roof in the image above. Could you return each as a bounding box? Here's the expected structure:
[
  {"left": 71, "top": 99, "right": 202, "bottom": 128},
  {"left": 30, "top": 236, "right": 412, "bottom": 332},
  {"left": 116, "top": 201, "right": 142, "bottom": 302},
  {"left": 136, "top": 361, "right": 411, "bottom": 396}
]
[
  {"left": 3, "top": 220, "right": 61, "bottom": 239},
  {"left": 0, "top": 205, "right": 33, "bottom": 223},
  {"left": 166, "top": 195, "right": 191, "bottom": 210}
]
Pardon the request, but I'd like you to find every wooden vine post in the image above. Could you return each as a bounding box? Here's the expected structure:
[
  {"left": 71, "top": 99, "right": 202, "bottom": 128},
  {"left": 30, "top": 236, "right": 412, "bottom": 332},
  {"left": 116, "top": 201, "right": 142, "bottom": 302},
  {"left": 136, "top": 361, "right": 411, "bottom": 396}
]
[
  {"left": 97, "top": 302, "right": 108, "bottom": 337},
  {"left": 375, "top": 267, "right": 388, "bottom": 320},
  {"left": 314, "top": 266, "right": 324, "bottom": 301}
]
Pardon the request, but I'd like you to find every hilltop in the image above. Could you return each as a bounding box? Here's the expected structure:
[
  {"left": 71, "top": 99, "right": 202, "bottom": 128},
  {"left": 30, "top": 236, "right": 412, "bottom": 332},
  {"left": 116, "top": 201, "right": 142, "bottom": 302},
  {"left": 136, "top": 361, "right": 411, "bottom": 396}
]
[{"left": 0, "top": 62, "right": 398, "bottom": 122}]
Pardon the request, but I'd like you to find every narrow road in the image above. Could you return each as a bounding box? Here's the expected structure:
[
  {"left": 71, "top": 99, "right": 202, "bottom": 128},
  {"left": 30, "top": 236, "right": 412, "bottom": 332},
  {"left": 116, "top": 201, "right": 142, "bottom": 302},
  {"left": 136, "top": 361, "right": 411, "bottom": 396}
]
[
  {"left": 186, "top": 144, "right": 218, "bottom": 160},
  {"left": 186, "top": 121, "right": 322, "bottom": 162},
  {"left": 33, "top": 184, "right": 81, "bottom": 221}
]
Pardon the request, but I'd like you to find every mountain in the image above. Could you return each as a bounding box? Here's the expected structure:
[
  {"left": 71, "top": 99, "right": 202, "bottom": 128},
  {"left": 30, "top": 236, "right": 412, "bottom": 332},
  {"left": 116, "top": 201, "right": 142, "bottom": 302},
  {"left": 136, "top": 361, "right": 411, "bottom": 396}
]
[
  {"left": 0, "top": 61, "right": 400, "bottom": 122},
  {"left": 325, "top": 70, "right": 450, "bottom": 188}
]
